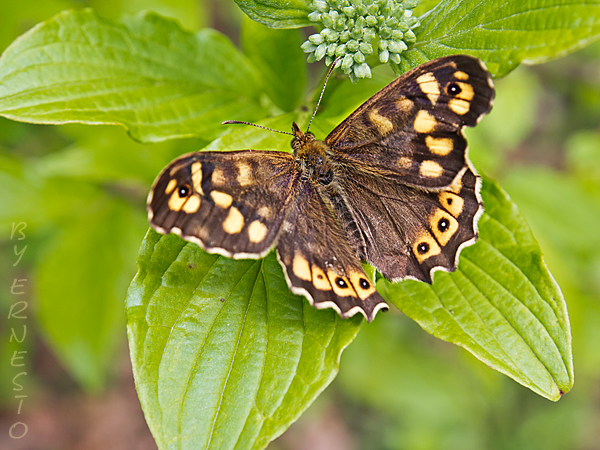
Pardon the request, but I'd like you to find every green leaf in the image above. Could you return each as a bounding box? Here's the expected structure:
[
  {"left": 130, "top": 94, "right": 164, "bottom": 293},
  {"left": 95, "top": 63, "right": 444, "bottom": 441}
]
[
  {"left": 126, "top": 230, "right": 361, "bottom": 450},
  {"left": 30, "top": 127, "right": 198, "bottom": 186},
  {"left": 232, "top": 0, "right": 312, "bottom": 29},
  {"left": 380, "top": 176, "right": 573, "bottom": 401},
  {"left": 37, "top": 196, "right": 146, "bottom": 391},
  {"left": 401, "top": 0, "right": 600, "bottom": 77},
  {"left": 0, "top": 9, "right": 267, "bottom": 143},
  {"left": 241, "top": 17, "right": 307, "bottom": 112}
]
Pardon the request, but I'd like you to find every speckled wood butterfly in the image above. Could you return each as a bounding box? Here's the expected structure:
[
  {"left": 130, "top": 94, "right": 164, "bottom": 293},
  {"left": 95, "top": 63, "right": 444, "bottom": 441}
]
[{"left": 147, "top": 55, "right": 495, "bottom": 321}]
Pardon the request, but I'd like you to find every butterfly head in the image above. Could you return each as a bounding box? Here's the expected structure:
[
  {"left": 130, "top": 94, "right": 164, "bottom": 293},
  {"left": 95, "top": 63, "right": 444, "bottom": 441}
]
[{"left": 291, "top": 122, "right": 316, "bottom": 153}]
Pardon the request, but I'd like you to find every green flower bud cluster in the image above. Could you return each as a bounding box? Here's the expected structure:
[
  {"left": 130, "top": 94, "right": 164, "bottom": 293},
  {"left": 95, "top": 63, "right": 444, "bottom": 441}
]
[{"left": 301, "top": 0, "right": 420, "bottom": 81}]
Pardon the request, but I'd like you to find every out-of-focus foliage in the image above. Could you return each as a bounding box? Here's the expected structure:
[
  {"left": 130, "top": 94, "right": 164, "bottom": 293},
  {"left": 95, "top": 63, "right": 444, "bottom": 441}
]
[{"left": 0, "top": 0, "right": 599, "bottom": 449}]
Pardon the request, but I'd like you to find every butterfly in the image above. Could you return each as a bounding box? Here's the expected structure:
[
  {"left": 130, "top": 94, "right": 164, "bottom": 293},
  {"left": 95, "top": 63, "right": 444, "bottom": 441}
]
[{"left": 147, "top": 55, "right": 495, "bottom": 322}]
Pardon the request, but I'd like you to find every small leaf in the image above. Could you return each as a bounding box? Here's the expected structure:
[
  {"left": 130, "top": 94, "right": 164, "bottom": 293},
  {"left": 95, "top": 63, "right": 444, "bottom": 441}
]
[
  {"left": 0, "top": 9, "right": 267, "bottom": 142},
  {"left": 233, "top": 0, "right": 312, "bottom": 29},
  {"left": 241, "top": 17, "right": 307, "bottom": 112},
  {"left": 380, "top": 176, "right": 573, "bottom": 401},
  {"left": 400, "top": 0, "right": 600, "bottom": 77},
  {"left": 126, "top": 230, "right": 361, "bottom": 449}
]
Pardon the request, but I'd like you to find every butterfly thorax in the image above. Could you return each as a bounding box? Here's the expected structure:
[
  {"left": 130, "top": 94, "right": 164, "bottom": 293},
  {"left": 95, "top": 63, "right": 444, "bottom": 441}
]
[{"left": 292, "top": 123, "right": 336, "bottom": 186}]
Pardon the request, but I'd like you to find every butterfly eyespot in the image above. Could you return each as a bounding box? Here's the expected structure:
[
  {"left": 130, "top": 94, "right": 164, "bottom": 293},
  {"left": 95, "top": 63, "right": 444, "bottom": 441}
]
[
  {"left": 178, "top": 185, "right": 191, "bottom": 197},
  {"left": 448, "top": 83, "right": 462, "bottom": 95},
  {"left": 359, "top": 278, "right": 370, "bottom": 289},
  {"left": 417, "top": 242, "right": 430, "bottom": 254},
  {"left": 336, "top": 277, "right": 348, "bottom": 288},
  {"left": 438, "top": 218, "right": 450, "bottom": 232}
]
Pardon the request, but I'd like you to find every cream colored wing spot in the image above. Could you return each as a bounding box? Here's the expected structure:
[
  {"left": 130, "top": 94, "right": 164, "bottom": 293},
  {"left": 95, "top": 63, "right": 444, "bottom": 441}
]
[
  {"left": 438, "top": 192, "right": 464, "bottom": 217},
  {"left": 417, "top": 72, "right": 440, "bottom": 105},
  {"left": 347, "top": 269, "right": 376, "bottom": 301},
  {"left": 168, "top": 191, "right": 187, "bottom": 211},
  {"left": 312, "top": 266, "right": 332, "bottom": 291},
  {"left": 420, "top": 160, "right": 444, "bottom": 178},
  {"left": 430, "top": 208, "right": 459, "bottom": 245},
  {"left": 396, "top": 97, "right": 413, "bottom": 111},
  {"left": 454, "top": 70, "right": 469, "bottom": 80},
  {"left": 211, "top": 167, "right": 226, "bottom": 186},
  {"left": 237, "top": 162, "right": 253, "bottom": 187},
  {"left": 292, "top": 253, "right": 311, "bottom": 281},
  {"left": 369, "top": 108, "right": 394, "bottom": 135},
  {"left": 413, "top": 230, "right": 442, "bottom": 263},
  {"left": 327, "top": 269, "right": 354, "bottom": 297},
  {"left": 211, "top": 191, "right": 233, "bottom": 209},
  {"left": 182, "top": 194, "right": 201, "bottom": 214},
  {"left": 398, "top": 156, "right": 413, "bottom": 169},
  {"left": 425, "top": 136, "right": 453, "bottom": 156},
  {"left": 248, "top": 220, "right": 268, "bottom": 244},
  {"left": 414, "top": 110, "right": 437, "bottom": 133},
  {"left": 165, "top": 179, "right": 177, "bottom": 195},
  {"left": 449, "top": 169, "right": 465, "bottom": 193},
  {"left": 448, "top": 82, "right": 474, "bottom": 115},
  {"left": 257, "top": 205, "right": 272, "bottom": 220},
  {"left": 448, "top": 98, "right": 470, "bottom": 115},
  {"left": 456, "top": 82, "right": 474, "bottom": 101},
  {"left": 222, "top": 207, "right": 244, "bottom": 234},
  {"left": 191, "top": 162, "right": 203, "bottom": 195}
]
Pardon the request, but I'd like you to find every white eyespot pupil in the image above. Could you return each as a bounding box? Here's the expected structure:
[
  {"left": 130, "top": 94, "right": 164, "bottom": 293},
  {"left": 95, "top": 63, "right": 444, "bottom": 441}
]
[
  {"left": 438, "top": 218, "right": 449, "bottom": 232},
  {"left": 449, "top": 83, "right": 461, "bottom": 95},
  {"left": 336, "top": 277, "right": 348, "bottom": 288},
  {"left": 178, "top": 186, "right": 190, "bottom": 197}
]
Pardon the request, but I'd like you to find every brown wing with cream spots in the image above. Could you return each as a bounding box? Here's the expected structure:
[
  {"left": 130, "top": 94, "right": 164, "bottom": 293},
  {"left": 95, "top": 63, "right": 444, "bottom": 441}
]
[
  {"left": 276, "top": 181, "right": 388, "bottom": 321},
  {"left": 148, "top": 150, "right": 300, "bottom": 259},
  {"left": 325, "top": 55, "right": 494, "bottom": 189},
  {"left": 332, "top": 164, "right": 482, "bottom": 283}
]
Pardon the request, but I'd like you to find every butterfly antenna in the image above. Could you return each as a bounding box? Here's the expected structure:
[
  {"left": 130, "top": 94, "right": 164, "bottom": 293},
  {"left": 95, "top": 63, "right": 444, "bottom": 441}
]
[
  {"left": 221, "top": 120, "right": 294, "bottom": 136},
  {"left": 306, "top": 56, "right": 341, "bottom": 134}
]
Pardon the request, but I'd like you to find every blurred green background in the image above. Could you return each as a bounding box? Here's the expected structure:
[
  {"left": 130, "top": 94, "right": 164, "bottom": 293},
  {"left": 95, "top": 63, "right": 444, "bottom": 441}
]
[{"left": 1, "top": 0, "right": 599, "bottom": 449}]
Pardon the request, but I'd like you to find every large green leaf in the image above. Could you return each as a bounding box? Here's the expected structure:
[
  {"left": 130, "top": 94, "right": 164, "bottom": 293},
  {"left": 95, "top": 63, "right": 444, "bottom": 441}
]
[
  {"left": 381, "top": 177, "right": 574, "bottom": 401},
  {"left": 0, "top": 9, "right": 267, "bottom": 142},
  {"left": 401, "top": 0, "right": 600, "bottom": 77},
  {"left": 126, "top": 231, "right": 361, "bottom": 450},
  {"left": 232, "top": 0, "right": 312, "bottom": 29}
]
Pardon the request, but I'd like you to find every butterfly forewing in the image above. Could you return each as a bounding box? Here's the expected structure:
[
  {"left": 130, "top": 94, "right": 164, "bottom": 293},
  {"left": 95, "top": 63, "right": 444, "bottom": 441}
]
[
  {"left": 326, "top": 55, "right": 494, "bottom": 190},
  {"left": 148, "top": 150, "right": 299, "bottom": 258},
  {"left": 276, "top": 181, "right": 388, "bottom": 321}
]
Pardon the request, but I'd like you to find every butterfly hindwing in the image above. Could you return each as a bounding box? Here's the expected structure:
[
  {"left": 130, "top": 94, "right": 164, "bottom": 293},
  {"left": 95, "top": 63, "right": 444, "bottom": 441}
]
[
  {"left": 326, "top": 55, "right": 494, "bottom": 189},
  {"left": 276, "top": 181, "right": 388, "bottom": 321},
  {"left": 332, "top": 164, "right": 482, "bottom": 282},
  {"left": 148, "top": 150, "right": 300, "bottom": 258}
]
